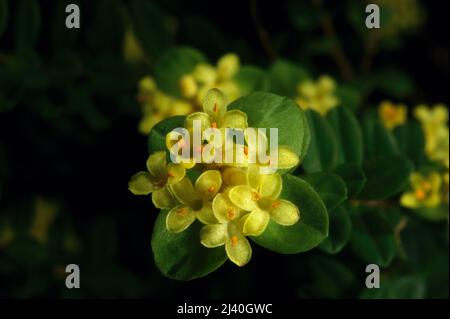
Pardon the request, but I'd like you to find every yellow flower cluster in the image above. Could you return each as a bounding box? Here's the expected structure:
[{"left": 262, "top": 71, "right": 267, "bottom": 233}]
[
  {"left": 400, "top": 172, "right": 444, "bottom": 209},
  {"left": 378, "top": 101, "right": 407, "bottom": 130},
  {"left": 414, "top": 104, "right": 449, "bottom": 169},
  {"left": 129, "top": 89, "right": 301, "bottom": 266},
  {"left": 137, "top": 54, "right": 242, "bottom": 135},
  {"left": 295, "top": 75, "right": 339, "bottom": 116}
]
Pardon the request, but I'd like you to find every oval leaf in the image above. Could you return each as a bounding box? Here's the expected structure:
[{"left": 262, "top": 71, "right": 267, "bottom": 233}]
[
  {"left": 268, "top": 59, "right": 311, "bottom": 97},
  {"left": 251, "top": 174, "right": 329, "bottom": 254},
  {"left": 234, "top": 65, "right": 269, "bottom": 95},
  {"left": 319, "top": 205, "right": 352, "bottom": 254},
  {"left": 332, "top": 163, "right": 367, "bottom": 198},
  {"left": 151, "top": 210, "right": 227, "bottom": 281},
  {"left": 301, "top": 171, "right": 347, "bottom": 211}
]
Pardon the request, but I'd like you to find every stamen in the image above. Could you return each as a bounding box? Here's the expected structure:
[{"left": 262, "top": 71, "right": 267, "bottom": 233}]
[
  {"left": 244, "top": 146, "right": 249, "bottom": 156},
  {"left": 176, "top": 207, "right": 189, "bottom": 216},
  {"left": 231, "top": 235, "right": 238, "bottom": 247},
  {"left": 167, "top": 172, "right": 175, "bottom": 178},
  {"left": 213, "top": 103, "right": 218, "bottom": 113},
  {"left": 211, "top": 122, "right": 217, "bottom": 128},
  {"left": 207, "top": 186, "right": 216, "bottom": 193},
  {"left": 252, "top": 191, "right": 261, "bottom": 201},
  {"left": 227, "top": 208, "right": 235, "bottom": 220},
  {"left": 271, "top": 200, "right": 281, "bottom": 208},
  {"left": 415, "top": 189, "right": 426, "bottom": 200}
]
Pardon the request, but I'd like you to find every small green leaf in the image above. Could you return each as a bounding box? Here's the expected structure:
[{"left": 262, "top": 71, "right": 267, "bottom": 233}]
[
  {"left": 130, "top": 0, "right": 172, "bottom": 60},
  {"left": 154, "top": 47, "right": 206, "bottom": 98},
  {"left": 234, "top": 66, "right": 268, "bottom": 95},
  {"left": 373, "top": 68, "right": 415, "bottom": 98},
  {"left": 301, "top": 171, "right": 347, "bottom": 211},
  {"left": 148, "top": 116, "right": 185, "bottom": 154},
  {"left": 358, "top": 156, "right": 413, "bottom": 200},
  {"left": 152, "top": 210, "right": 227, "bottom": 281},
  {"left": 268, "top": 59, "right": 310, "bottom": 98},
  {"left": 319, "top": 205, "right": 352, "bottom": 255},
  {"left": 362, "top": 115, "right": 400, "bottom": 160},
  {"left": 302, "top": 110, "right": 338, "bottom": 173},
  {"left": 14, "top": 0, "right": 41, "bottom": 52},
  {"left": 332, "top": 163, "right": 367, "bottom": 198},
  {"left": 327, "top": 106, "right": 364, "bottom": 166},
  {"left": 251, "top": 174, "right": 328, "bottom": 254},
  {"left": 336, "top": 84, "right": 362, "bottom": 112},
  {"left": 349, "top": 206, "right": 397, "bottom": 267},
  {"left": 394, "top": 120, "right": 426, "bottom": 167},
  {"left": 228, "top": 92, "right": 310, "bottom": 162}
]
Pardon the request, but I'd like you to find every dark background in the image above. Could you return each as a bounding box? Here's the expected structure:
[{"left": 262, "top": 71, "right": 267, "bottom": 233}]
[{"left": 0, "top": 0, "right": 448, "bottom": 298}]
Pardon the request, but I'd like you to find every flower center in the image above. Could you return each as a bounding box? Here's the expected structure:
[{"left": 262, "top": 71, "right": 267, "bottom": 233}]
[
  {"left": 227, "top": 208, "right": 236, "bottom": 220},
  {"left": 251, "top": 191, "right": 261, "bottom": 201},
  {"left": 415, "top": 189, "right": 426, "bottom": 200}
]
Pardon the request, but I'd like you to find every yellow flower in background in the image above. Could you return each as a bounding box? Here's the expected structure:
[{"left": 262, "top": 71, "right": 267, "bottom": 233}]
[
  {"left": 123, "top": 28, "right": 146, "bottom": 64},
  {"left": 442, "top": 172, "right": 449, "bottom": 204},
  {"left": 128, "top": 151, "right": 185, "bottom": 209},
  {"left": 414, "top": 104, "right": 449, "bottom": 168},
  {"left": 137, "top": 77, "right": 195, "bottom": 135},
  {"left": 0, "top": 223, "right": 15, "bottom": 249},
  {"left": 295, "top": 75, "right": 339, "bottom": 116},
  {"left": 29, "top": 197, "right": 58, "bottom": 244},
  {"left": 378, "top": 101, "right": 407, "bottom": 130},
  {"left": 400, "top": 172, "right": 443, "bottom": 209}
]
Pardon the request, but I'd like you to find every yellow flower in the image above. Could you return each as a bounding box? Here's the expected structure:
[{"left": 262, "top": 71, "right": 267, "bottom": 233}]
[
  {"left": 400, "top": 172, "right": 442, "bottom": 209},
  {"left": 295, "top": 75, "right": 339, "bottom": 116},
  {"left": 200, "top": 206, "right": 252, "bottom": 267},
  {"left": 228, "top": 165, "right": 300, "bottom": 236},
  {"left": 29, "top": 197, "right": 58, "bottom": 244},
  {"left": 414, "top": 104, "right": 449, "bottom": 167},
  {"left": 166, "top": 170, "right": 222, "bottom": 232},
  {"left": 378, "top": 101, "right": 407, "bottom": 130},
  {"left": 128, "top": 151, "right": 184, "bottom": 209}
]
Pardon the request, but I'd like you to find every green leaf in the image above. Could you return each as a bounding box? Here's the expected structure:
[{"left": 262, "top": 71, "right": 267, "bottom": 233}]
[
  {"left": 327, "top": 106, "right": 364, "bottom": 166},
  {"left": 154, "top": 47, "right": 206, "bottom": 98},
  {"left": 349, "top": 206, "right": 397, "bottom": 267},
  {"left": 0, "top": 0, "right": 8, "bottom": 39},
  {"left": 234, "top": 66, "right": 269, "bottom": 95},
  {"left": 287, "top": 1, "right": 320, "bottom": 31},
  {"left": 332, "top": 163, "right": 367, "bottom": 198},
  {"left": 373, "top": 69, "right": 415, "bottom": 98},
  {"left": 14, "top": 0, "right": 41, "bottom": 52},
  {"left": 335, "top": 84, "right": 362, "bottom": 112},
  {"left": 301, "top": 171, "right": 347, "bottom": 211},
  {"left": 358, "top": 156, "right": 413, "bottom": 200},
  {"left": 412, "top": 205, "right": 449, "bottom": 222},
  {"left": 251, "top": 174, "right": 328, "bottom": 254},
  {"left": 228, "top": 92, "right": 310, "bottom": 162},
  {"left": 130, "top": 0, "right": 172, "bottom": 60},
  {"left": 151, "top": 210, "right": 227, "bottom": 281},
  {"left": 319, "top": 205, "right": 352, "bottom": 255},
  {"left": 268, "top": 59, "right": 310, "bottom": 98},
  {"left": 360, "top": 276, "right": 426, "bottom": 299},
  {"left": 362, "top": 115, "right": 400, "bottom": 160},
  {"left": 394, "top": 120, "right": 426, "bottom": 167},
  {"left": 302, "top": 110, "right": 338, "bottom": 173},
  {"left": 148, "top": 116, "right": 185, "bottom": 154}
]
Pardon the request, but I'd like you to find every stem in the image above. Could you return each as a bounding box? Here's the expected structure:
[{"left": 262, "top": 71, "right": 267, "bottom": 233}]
[
  {"left": 360, "top": 30, "right": 381, "bottom": 74},
  {"left": 249, "top": 0, "right": 278, "bottom": 62}
]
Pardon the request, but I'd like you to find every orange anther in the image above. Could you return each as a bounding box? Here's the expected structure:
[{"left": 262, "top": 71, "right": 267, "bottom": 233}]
[
  {"left": 227, "top": 208, "right": 235, "bottom": 220},
  {"left": 415, "top": 189, "right": 426, "bottom": 200},
  {"left": 231, "top": 235, "right": 238, "bottom": 247},
  {"left": 271, "top": 200, "right": 281, "bottom": 208},
  {"left": 211, "top": 122, "right": 217, "bottom": 128},
  {"left": 167, "top": 172, "right": 175, "bottom": 178},
  {"left": 207, "top": 186, "right": 216, "bottom": 193},
  {"left": 252, "top": 191, "right": 261, "bottom": 201},
  {"left": 213, "top": 103, "right": 218, "bottom": 113},
  {"left": 176, "top": 208, "right": 189, "bottom": 216},
  {"left": 244, "top": 146, "right": 249, "bottom": 156}
]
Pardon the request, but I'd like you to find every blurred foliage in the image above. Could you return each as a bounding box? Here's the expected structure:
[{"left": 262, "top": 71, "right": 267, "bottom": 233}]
[{"left": 0, "top": 0, "right": 448, "bottom": 298}]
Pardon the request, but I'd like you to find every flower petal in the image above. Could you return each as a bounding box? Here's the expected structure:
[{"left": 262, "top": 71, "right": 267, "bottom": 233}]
[
  {"left": 196, "top": 201, "right": 217, "bottom": 224},
  {"left": 146, "top": 151, "right": 167, "bottom": 180},
  {"left": 195, "top": 170, "right": 222, "bottom": 201},
  {"left": 185, "top": 112, "right": 211, "bottom": 131},
  {"left": 166, "top": 163, "right": 186, "bottom": 185},
  {"left": 221, "top": 110, "right": 248, "bottom": 129},
  {"left": 152, "top": 186, "right": 178, "bottom": 209},
  {"left": 166, "top": 205, "right": 196, "bottom": 233},
  {"left": 212, "top": 193, "right": 240, "bottom": 223},
  {"left": 260, "top": 173, "right": 282, "bottom": 199},
  {"left": 269, "top": 199, "right": 300, "bottom": 226},
  {"left": 169, "top": 177, "right": 199, "bottom": 205},
  {"left": 229, "top": 185, "right": 259, "bottom": 211},
  {"left": 243, "top": 208, "right": 270, "bottom": 236},
  {"left": 128, "top": 172, "right": 157, "bottom": 195},
  {"left": 400, "top": 192, "right": 419, "bottom": 209},
  {"left": 246, "top": 164, "right": 264, "bottom": 190},
  {"left": 225, "top": 234, "right": 251, "bottom": 267},
  {"left": 203, "top": 88, "right": 227, "bottom": 122},
  {"left": 200, "top": 224, "right": 228, "bottom": 248},
  {"left": 222, "top": 167, "right": 246, "bottom": 187},
  {"left": 217, "top": 53, "right": 240, "bottom": 80},
  {"left": 277, "top": 146, "right": 300, "bottom": 169}
]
